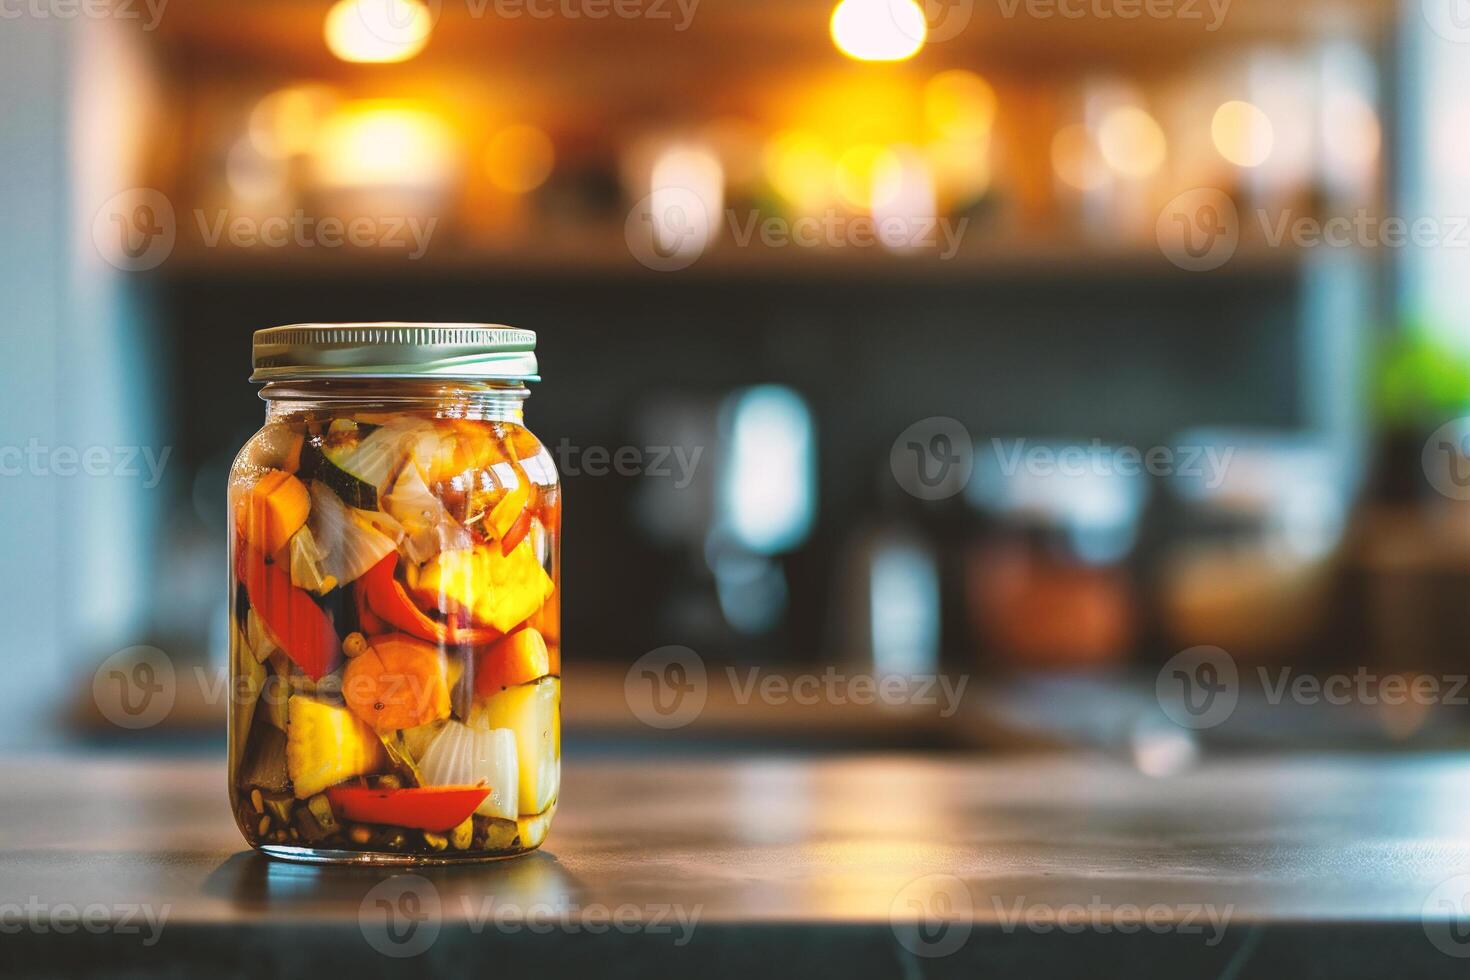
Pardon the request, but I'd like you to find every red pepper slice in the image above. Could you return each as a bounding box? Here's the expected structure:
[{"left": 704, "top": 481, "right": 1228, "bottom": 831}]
[
  {"left": 326, "top": 785, "right": 490, "bottom": 832},
  {"left": 500, "top": 507, "right": 533, "bottom": 557},
  {"left": 237, "top": 546, "right": 341, "bottom": 680},
  {"left": 358, "top": 554, "right": 498, "bottom": 647},
  {"left": 354, "top": 570, "right": 388, "bottom": 635}
]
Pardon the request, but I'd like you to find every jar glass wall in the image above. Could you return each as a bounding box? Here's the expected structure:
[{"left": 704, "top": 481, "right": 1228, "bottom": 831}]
[{"left": 228, "top": 374, "right": 560, "bottom": 864}]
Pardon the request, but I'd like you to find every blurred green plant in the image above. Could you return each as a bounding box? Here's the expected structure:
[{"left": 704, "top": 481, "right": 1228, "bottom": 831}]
[{"left": 1373, "top": 324, "right": 1470, "bottom": 428}]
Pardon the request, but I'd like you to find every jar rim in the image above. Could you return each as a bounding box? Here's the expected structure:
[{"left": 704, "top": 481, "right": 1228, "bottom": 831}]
[{"left": 251, "top": 322, "right": 539, "bottom": 383}]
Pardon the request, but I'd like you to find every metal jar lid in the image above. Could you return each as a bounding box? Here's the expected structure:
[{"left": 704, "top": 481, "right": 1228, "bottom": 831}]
[{"left": 250, "top": 322, "right": 539, "bottom": 382}]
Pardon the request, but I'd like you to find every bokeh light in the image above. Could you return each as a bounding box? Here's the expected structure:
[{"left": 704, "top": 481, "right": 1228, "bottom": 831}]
[
  {"left": 764, "top": 130, "right": 836, "bottom": 211},
  {"left": 1051, "top": 123, "right": 1108, "bottom": 191},
  {"left": 649, "top": 144, "right": 725, "bottom": 259},
  {"left": 249, "top": 85, "right": 339, "bottom": 159},
  {"left": 313, "top": 101, "right": 455, "bottom": 189},
  {"left": 485, "top": 124, "right": 556, "bottom": 194},
  {"left": 835, "top": 143, "right": 902, "bottom": 211},
  {"left": 923, "top": 70, "right": 997, "bottom": 142},
  {"left": 1211, "top": 100, "right": 1275, "bottom": 167},
  {"left": 324, "top": 0, "right": 433, "bottom": 64},
  {"left": 1096, "top": 105, "right": 1166, "bottom": 178},
  {"left": 872, "top": 148, "right": 938, "bottom": 252},
  {"left": 225, "top": 138, "right": 287, "bottom": 202},
  {"left": 1322, "top": 92, "right": 1380, "bottom": 177},
  {"left": 829, "top": 0, "right": 926, "bottom": 62}
]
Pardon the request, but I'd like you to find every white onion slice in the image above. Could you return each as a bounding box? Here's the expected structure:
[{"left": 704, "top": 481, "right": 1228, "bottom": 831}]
[
  {"left": 418, "top": 720, "right": 519, "bottom": 820},
  {"left": 306, "top": 481, "right": 398, "bottom": 586}
]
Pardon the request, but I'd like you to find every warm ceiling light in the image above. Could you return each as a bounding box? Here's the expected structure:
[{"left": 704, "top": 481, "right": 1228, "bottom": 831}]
[
  {"left": 313, "top": 101, "right": 455, "bottom": 189},
  {"left": 1097, "top": 106, "right": 1166, "bottom": 178},
  {"left": 1211, "top": 100, "right": 1275, "bottom": 168},
  {"left": 485, "top": 124, "right": 556, "bottom": 194},
  {"left": 830, "top": 0, "right": 926, "bottom": 62},
  {"left": 324, "top": 0, "right": 433, "bottom": 64}
]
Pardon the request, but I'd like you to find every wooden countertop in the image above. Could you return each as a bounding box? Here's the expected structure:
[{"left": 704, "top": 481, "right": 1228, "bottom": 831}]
[{"left": 4, "top": 750, "right": 1470, "bottom": 977}]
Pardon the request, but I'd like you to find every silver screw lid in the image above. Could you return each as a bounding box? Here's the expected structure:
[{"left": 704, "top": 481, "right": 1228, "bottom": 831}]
[{"left": 251, "top": 322, "right": 539, "bottom": 382}]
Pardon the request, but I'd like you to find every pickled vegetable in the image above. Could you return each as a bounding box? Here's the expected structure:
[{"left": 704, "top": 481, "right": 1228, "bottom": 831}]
[
  {"left": 286, "top": 695, "right": 388, "bottom": 798},
  {"left": 229, "top": 411, "right": 560, "bottom": 860},
  {"left": 342, "top": 633, "right": 451, "bottom": 732}
]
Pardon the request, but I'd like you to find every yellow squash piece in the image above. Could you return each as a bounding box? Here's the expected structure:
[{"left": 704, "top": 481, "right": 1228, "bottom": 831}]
[
  {"left": 412, "top": 541, "right": 554, "bottom": 634},
  {"left": 286, "top": 695, "right": 387, "bottom": 799}
]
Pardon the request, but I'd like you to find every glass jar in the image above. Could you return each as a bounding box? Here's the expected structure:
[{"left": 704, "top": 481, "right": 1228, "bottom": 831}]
[{"left": 227, "top": 324, "right": 560, "bottom": 864}]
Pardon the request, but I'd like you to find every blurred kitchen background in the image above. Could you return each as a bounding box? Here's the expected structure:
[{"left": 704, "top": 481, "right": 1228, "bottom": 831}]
[{"left": 7, "top": 0, "right": 1470, "bottom": 754}]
